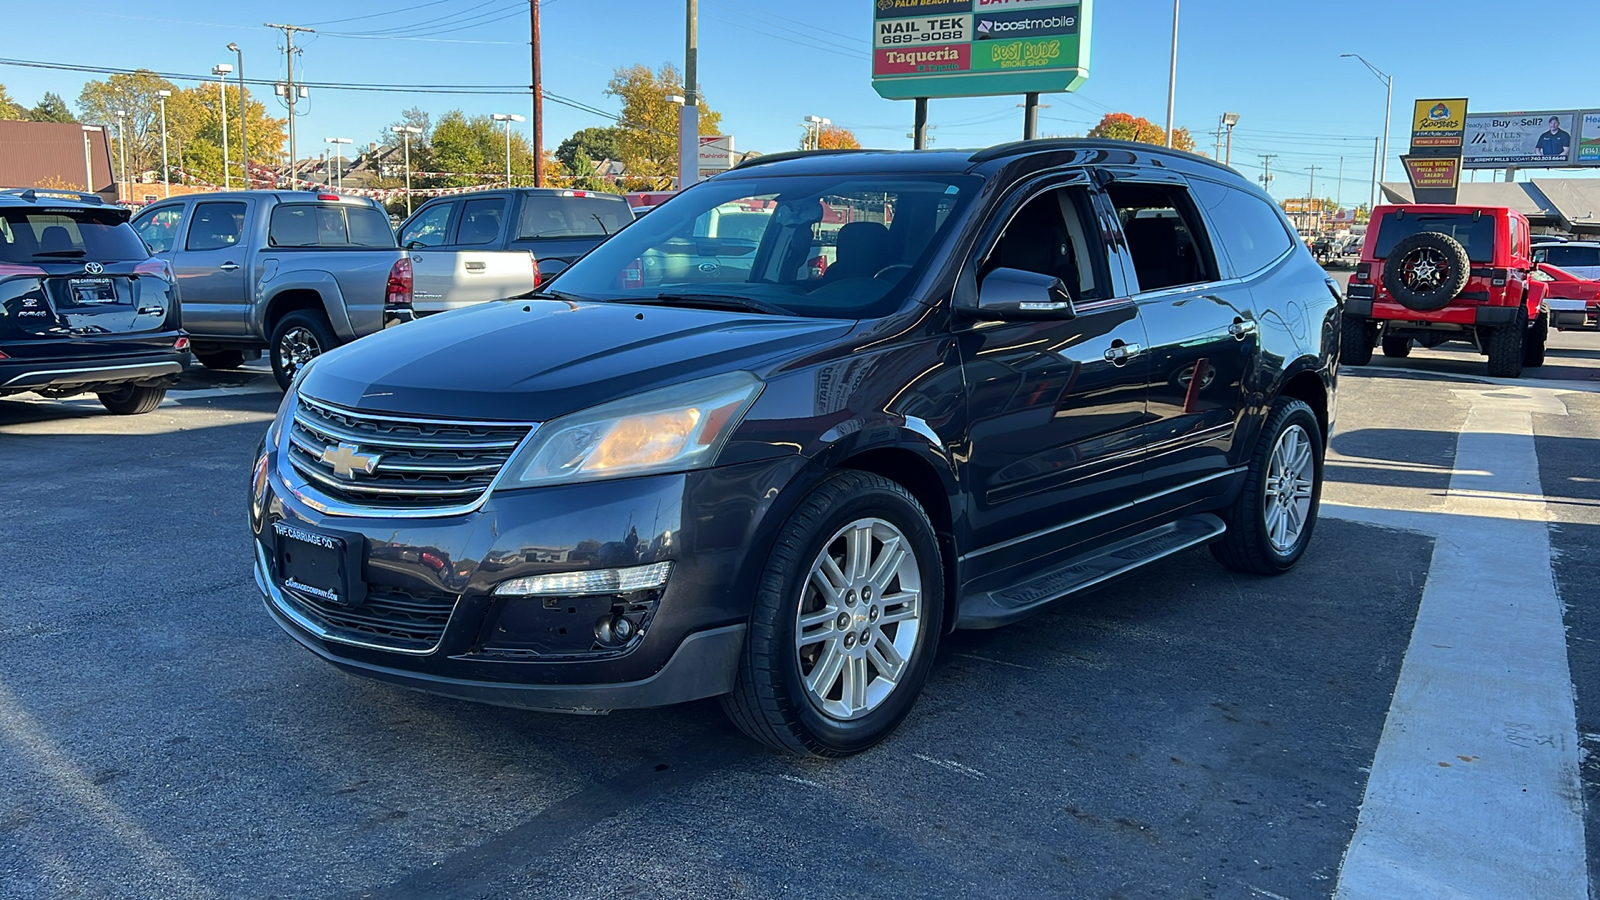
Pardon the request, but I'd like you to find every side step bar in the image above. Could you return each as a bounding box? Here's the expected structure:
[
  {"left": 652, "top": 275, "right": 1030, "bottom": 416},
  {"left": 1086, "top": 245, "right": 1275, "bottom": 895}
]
[{"left": 954, "top": 514, "right": 1226, "bottom": 630}]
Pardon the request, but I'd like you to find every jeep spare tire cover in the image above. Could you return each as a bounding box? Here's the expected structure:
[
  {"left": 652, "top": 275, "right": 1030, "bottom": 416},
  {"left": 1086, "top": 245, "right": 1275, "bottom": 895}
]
[{"left": 1382, "top": 231, "right": 1472, "bottom": 312}]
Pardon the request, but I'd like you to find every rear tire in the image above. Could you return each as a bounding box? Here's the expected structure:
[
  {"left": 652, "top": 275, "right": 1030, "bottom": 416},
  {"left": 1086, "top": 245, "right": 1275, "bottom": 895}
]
[
  {"left": 1341, "top": 316, "right": 1374, "bottom": 367},
  {"left": 1486, "top": 322, "right": 1525, "bottom": 378},
  {"left": 97, "top": 385, "right": 166, "bottom": 415},
  {"left": 269, "top": 311, "right": 339, "bottom": 390},
  {"left": 1211, "top": 398, "right": 1323, "bottom": 575},
  {"left": 1523, "top": 308, "right": 1548, "bottom": 368},
  {"left": 194, "top": 349, "right": 246, "bottom": 370},
  {"left": 1381, "top": 333, "right": 1412, "bottom": 358},
  {"left": 721, "top": 470, "right": 944, "bottom": 757}
]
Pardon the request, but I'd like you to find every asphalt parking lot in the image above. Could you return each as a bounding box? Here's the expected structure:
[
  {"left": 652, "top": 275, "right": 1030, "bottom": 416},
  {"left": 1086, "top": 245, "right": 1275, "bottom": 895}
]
[{"left": 3, "top": 336, "right": 1599, "bottom": 900}]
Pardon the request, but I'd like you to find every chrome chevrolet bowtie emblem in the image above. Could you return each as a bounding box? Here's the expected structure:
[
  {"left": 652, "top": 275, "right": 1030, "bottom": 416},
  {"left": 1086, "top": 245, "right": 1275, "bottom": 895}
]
[{"left": 321, "top": 442, "right": 381, "bottom": 478}]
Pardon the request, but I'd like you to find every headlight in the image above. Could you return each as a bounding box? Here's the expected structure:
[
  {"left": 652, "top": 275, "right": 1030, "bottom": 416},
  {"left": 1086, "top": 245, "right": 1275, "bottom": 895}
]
[{"left": 505, "top": 371, "right": 762, "bottom": 487}]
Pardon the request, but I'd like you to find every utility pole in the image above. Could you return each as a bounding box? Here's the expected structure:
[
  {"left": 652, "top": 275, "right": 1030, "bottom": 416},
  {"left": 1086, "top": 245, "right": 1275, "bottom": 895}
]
[
  {"left": 1213, "top": 116, "right": 1224, "bottom": 160},
  {"left": 1337, "top": 156, "right": 1344, "bottom": 208},
  {"left": 1306, "top": 165, "right": 1318, "bottom": 204},
  {"left": 265, "top": 22, "right": 315, "bottom": 188},
  {"left": 529, "top": 0, "right": 544, "bottom": 187},
  {"left": 1258, "top": 154, "right": 1277, "bottom": 192},
  {"left": 679, "top": 0, "right": 700, "bottom": 190},
  {"left": 1306, "top": 164, "right": 1320, "bottom": 231}
]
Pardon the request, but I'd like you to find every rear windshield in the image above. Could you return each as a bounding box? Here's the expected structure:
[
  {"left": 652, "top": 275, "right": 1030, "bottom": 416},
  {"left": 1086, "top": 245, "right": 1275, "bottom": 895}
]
[
  {"left": 517, "top": 195, "right": 634, "bottom": 240},
  {"left": 269, "top": 204, "right": 396, "bottom": 248},
  {"left": 0, "top": 208, "right": 148, "bottom": 263},
  {"left": 1541, "top": 245, "right": 1600, "bottom": 269},
  {"left": 1374, "top": 213, "right": 1496, "bottom": 263}
]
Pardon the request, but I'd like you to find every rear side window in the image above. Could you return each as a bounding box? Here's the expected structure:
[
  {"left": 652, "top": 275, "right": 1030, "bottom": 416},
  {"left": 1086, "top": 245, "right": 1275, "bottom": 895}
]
[
  {"left": 1188, "top": 179, "right": 1295, "bottom": 277},
  {"left": 0, "top": 208, "right": 150, "bottom": 262},
  {"left": 1543, "top": 245, "right": 1600, "bottom": 269},
  {"left": 455, "top": 198, "right": 506, "bottom": 246},
  {"left": 133, "top": 206, "right": 184, "bottom": 254},
  {"left": 1105, "top": 181, "right": 1219, "bottom": 293},
  {"left": 270, "top": 204, "right": 396, "bottom": 248},
  {"left": 517, "top": 195, "right": 633, "bottom": 240},
  {"left": 1374, "top": 213, "right": 1496, "bottom": 263}
]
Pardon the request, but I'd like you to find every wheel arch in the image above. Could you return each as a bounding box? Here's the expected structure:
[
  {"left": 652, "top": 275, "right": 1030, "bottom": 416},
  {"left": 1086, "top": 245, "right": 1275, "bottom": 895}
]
[
  {"left": 262, "top": 273, "right": 354, "bottom": 340},
  {"left": 1272, "top": 363, "right": 1330, "bottom": 443}
]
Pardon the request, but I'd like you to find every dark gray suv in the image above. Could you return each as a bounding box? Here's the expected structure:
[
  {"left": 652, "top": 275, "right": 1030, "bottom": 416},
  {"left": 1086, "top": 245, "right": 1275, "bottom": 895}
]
[{"left": 250, "top": 140, "right": 1341, "bottom": 756}]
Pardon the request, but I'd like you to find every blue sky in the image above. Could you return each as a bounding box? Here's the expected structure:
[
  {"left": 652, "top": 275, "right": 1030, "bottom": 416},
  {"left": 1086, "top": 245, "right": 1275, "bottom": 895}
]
[{"left": 4, "top": 0, "right": 1597, "bottom": 202}]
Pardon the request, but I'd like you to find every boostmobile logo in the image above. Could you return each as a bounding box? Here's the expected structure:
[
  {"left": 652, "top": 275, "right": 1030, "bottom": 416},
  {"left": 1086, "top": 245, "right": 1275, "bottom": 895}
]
[{"left": 977, "top": 14, "right": 1076, "bottom": 35}]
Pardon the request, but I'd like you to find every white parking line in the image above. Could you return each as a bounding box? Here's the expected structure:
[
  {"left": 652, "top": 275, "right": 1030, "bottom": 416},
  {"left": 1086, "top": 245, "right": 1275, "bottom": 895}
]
[{"left": 1330, "top": 388, "right": 1588, "bottom": 899}]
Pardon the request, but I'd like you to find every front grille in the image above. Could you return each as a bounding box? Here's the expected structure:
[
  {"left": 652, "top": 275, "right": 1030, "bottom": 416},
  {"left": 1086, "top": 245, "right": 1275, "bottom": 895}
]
[
  {"left": 287, "top": 393, "right": 535, "bottom": 511},
  {"left": 281, "top": 583, "right": 458, "bottom": 652}
]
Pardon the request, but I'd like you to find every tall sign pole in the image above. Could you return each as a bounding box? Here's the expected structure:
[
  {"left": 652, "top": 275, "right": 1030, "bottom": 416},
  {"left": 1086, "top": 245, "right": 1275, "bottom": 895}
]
[
  {"left": 530, "top": 0, "right": 544, "bottom": 187},
  {"left": 679, "top": 0, "right": 700, "bottom": 190},
  {"left": 1165, "top": 0, "right": 1178, "bottom": 147}
]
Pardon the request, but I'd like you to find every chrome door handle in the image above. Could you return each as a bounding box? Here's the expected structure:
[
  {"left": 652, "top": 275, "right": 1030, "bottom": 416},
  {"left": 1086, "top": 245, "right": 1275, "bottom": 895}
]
[
  {"left": 1103, "top": 343, "right": 1144, "bottom": 365},
  {"left": 219, "top": 262, "right": 240, "bottom": 272},
  {"left": 1229, "top": 320, "right": 1257, "bottom": 340}
]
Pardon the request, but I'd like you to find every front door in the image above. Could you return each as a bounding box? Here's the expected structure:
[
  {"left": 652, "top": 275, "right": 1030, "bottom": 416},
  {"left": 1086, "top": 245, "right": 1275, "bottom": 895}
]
[
  {"left": 958, "top": 177, "right": 1151, "bottom": 584},
  {"left": 172, "top": 199, "right": 251, "bottom": 337}
]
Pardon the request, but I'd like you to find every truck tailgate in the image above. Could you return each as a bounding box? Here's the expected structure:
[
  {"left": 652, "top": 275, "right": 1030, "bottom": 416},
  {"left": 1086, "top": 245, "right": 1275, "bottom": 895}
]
[{"left": 411, "top": 249, "right": 539, "bottom": 314}]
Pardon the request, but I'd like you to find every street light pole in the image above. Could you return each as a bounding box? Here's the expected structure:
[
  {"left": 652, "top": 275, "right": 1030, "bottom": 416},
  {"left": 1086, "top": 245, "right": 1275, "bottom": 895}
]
[
  {"left": 229, "top": 43, "right": 247, "bottom": 188},
  {"left": 1222, "top": 112, "right": 1239, "bottom": 167},
  {"left": 1342, "top": 53, "right": 1393, "bottom": 213},
  {"left": 324, "top": 137, "right": 351, "bottom": 191},
  {"left": 491, "top": 114, "right": 525, "bottom": 187},
  {"left": 213, "top": 64, "right": 234, "bottom": 189},
  {"left": 157, "top": 90, "right": 171, "bottom": 198},
  {"left": 81, "top": 125, "right": 102, "bottom": 194},
  {"left": 391, "top": 125, "right": 422, "bottom": 216},
  {"left": 112, "top": 110, "right": 127, "bottom": 201},
  {"left": 1165, "top": 0, "right": 1179, "bottom": 148}
]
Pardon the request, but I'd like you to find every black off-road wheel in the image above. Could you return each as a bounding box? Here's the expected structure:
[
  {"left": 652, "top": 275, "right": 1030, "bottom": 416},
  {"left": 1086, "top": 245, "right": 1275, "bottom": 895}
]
[
  {"left": 194, "top": 349, "right": 246, "bottom": 370},
  {"left": 721, "top": 470, "right": 945, "bottom": 757},
  {"left": 97, "top": 385, "right": 166, "bottom": 415},
  {"left": 1382, "top": 232, "right": 1472, "bottom": 312},
  {"left": 1381, "top": 332, "right": 1412, "bottom": 358},
  {"left": 1486, "top": 322, "right": 1525, "bottom": 378},
  {"left": 1211, "top": 398, "right": 1323, "bottom": 575},
  {"left": 269, "top": 310, "right": 339, "bottom": 390},
  {"left": 1341, "top": 315, "right": 1375, "bottom": 367},
  {"left": 1523, "top": 307, "right": 1548, "bottom": 368}
]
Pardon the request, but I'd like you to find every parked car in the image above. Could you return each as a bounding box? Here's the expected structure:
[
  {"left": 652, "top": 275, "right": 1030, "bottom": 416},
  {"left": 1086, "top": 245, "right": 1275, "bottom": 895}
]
[
  {"left": 1343, "top": 204, "right": 1548, "bottom": 377},
  {"left": 1535, "top": 263, "right": 1600, "bottom": 331},
  {"left": 250, "top": 139, "right": 1340, "bottom": 756},
  {"left": 394, "top": 188, "right": 631, "bottom": 320},
  {"left": 1533, "top": 241, "right": 1600, "bottom": 281},
  {"left": 130, "top": 191, "right": 539, "bottom": 389},
  {"left": 0, "top": 189, "right": 189, "bottom": 414}
]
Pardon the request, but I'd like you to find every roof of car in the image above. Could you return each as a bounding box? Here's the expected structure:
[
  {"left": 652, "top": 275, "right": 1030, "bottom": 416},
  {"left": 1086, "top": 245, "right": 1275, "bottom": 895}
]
[
  {"left": 0, "top": 188, "right": 115, "bottom": 210},
  {"left": 725, "top": 139, "right": 1243, "bottom": 182},
  {"left": 150, "top": 190, "right": 383, "bottom": 207},
  {"left": 1373, "top": 203, "right": 1518, "bottom": 215}
]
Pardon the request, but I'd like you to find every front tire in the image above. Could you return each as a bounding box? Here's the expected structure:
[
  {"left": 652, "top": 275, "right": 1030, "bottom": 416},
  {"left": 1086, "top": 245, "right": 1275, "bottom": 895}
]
[
  {"left": 1211, "top": 398, "right": 1323, "bottom": 575},
  {"left": 97, "top": 385, "right": 166, "bottom": 415},
  {"left": 1341, "top": 316, "right": 1374, "bottom": 367},
  {"left": 721, "top": 470, "right": 945, "bottom": 757},
  {"left": 1486, "top": 321, "right": 1525, "bottom": 378},
  {"left": 269, "top": 311, "right": 339, "bottom": 390}
]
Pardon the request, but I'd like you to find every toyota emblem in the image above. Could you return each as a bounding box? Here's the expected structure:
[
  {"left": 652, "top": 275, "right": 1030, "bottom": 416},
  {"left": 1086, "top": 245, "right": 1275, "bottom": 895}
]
[{"left": 84, "top": 262, "right": 104, "bottom": 275}]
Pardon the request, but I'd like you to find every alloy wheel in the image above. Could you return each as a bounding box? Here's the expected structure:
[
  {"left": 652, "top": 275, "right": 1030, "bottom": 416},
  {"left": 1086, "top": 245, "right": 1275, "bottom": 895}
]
[
  {"left": 1263, "top": 424, "right": 1315, "bottom": 553},
  {"left": 278, "top": 327, "right": 322, "bottom": 379},
  {"left": 794, "top": 517, "right": 922, "bottom": 721}
]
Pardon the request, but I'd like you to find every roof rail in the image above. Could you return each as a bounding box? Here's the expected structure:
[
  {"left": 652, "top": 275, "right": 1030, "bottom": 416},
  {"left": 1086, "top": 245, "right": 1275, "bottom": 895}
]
[
  {"left": 0, "top": 187, "right": 106, "bottom": 205},
  {"left": 968, "top": 137, "right": 1234, "bottom": 173},
  {"left": 733, "top": 148, "right": 876, "bottom": 171}
]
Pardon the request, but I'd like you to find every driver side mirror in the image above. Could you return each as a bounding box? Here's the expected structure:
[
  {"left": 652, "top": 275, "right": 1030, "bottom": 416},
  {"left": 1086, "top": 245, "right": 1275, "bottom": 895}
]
[{"left": 972, "top": 267, "right": 1077, "bottom": 320}]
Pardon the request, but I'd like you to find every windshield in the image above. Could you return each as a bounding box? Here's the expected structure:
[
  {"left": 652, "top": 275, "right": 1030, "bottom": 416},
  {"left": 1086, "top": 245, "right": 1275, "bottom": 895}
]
[
  {"left": 517, "top": 195, "right": 635, "bottom": 240},
  {"left": 1373, "top": 213, "right": 1497, "bottom": 264},
  {"left": 1541, "top": 245, "right": 1600, "bottom": 269},
  {"left": 548, "top": 174, "right": 978, "bottom": 318},
  {"left": 0, "top": 208, "right": 148, "bottom": 262}
]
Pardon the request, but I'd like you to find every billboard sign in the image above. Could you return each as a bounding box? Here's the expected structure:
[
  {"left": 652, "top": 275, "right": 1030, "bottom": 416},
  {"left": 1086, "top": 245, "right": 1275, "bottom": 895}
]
[
  {"left": 872, "top": 0, "right": 1092, "bottom": 101},
  {"left": 1464, "top": 111, "right": 1581, "bottom": 168},
  {"left": 1579, "top": 112, "right": 1600, "bottom": 165},
  {"left": 1410, "top": 98, "right": 1468, "bottom": 149}
]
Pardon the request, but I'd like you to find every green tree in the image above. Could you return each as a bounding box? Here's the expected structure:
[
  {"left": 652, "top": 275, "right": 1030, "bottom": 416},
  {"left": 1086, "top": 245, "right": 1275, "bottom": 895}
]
[
  {"left": 556, "top": 126, "right": 621, "bottom": 172},
  {"left": 29, "top": 92, "right": 76, "bottom": 123},
  {"left": 379, "top": 107, "right": 432, "bottom": 153},
  {"left": 165, "top": 82, "right": 285, "bottom": 186},
  {"left": 426, "top": 110, "right": 536, "bottom": 188},
  {"left": 78, "top": 70, "right": 177, "bottom": 176},
  {"left": 0, "top": 84, "right": 25, "bottom": 119},
  {"left": 605, "top": 63, "right": 723, "bottom": 180}
]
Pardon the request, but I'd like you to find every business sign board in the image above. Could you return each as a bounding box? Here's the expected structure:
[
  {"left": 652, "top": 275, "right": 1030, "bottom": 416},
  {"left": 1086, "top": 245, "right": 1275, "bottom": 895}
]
[
  {"left": 872, "top": 0, "right": 1093, "bottom": 100},
  {"left": 698, "top": 135, "right": 736, "bottom": 171},
  {"left": 1405, "top": 98, "right": 1469, "bottom": 204},
  {"left": 1411, "top": 99, "right": 1468, "bottom": 149},
  {"left": 1463, "top": 111, "right": 1596, "bottom": 168}
]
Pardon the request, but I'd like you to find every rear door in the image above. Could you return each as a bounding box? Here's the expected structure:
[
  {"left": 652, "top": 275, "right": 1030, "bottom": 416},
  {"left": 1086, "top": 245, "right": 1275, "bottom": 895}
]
[
  {"left": 172, "top": 199, "right": 251, "bottom": 337},
  {"left": 407, "top": 194, "right": 536, "bottom": 313}
]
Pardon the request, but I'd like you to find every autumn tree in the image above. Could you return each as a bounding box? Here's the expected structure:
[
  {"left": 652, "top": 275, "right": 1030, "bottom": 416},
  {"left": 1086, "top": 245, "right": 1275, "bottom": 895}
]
[
  {"left": 1087, "top": 112, "right": 1166, "bottom": 145},
  {"left": 1170, "top": 127, "right": 1197, "bottom": 153},
  {"left": 605, "top": 63, "right": 722, "bottom": 181},
  {"left": 0, "top": 84, "right": 23, "bottom": 119},
  {"left": 165, "top": 82, "right": 284, "bottom": 186},
  {"left": 77, "top": 70, "right": 177, "bottom": 176},
  {"left": 812, "top": 125, "right": 861, "bottom": 150}
]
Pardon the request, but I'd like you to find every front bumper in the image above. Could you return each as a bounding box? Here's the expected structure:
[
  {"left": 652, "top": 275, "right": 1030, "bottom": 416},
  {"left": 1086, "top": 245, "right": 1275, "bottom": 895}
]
[{"left": 253, "top": 453, "right": 804, "bottom": 711}]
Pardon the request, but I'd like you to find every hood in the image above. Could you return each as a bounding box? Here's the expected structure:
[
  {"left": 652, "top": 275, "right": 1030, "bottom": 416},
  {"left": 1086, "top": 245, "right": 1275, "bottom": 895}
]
[{"left": 301, "top": 299, "right": 856, "bottom": 421}]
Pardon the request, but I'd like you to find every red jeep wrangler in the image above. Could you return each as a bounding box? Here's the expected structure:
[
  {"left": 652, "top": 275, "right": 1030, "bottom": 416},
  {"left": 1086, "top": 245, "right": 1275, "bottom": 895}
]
[{"left": 1343, "top": 204, "right": 1548, "bottom": 377}]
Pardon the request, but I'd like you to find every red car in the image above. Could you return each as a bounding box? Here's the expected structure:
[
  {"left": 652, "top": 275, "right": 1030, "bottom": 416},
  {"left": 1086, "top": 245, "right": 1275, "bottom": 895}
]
[{"left": 1536, "top": 263, "right": 1600, "bottom": 332}]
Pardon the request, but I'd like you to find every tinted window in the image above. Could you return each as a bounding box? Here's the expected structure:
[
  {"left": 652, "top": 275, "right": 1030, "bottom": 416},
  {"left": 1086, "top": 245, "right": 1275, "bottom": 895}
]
[
  {"left": 269, "top": 204, "right": 396, "bottom": 248},
  {"left": 983, "top": 186, "right": 1109, "bottom": 302},
  {"left": 1374, "top": 213, "right": 1496, "bottom": 264},
  {"left": 517, "top": 195, "right": 634, "bottom": 240},
  {"left": 1105, "top": 181, "right": 1219, "bottom": 292},
  {"left": 400, "top": 203, "right": 453, "bottom": 248},
  {"left": 456, "top": 197, "right": 506, "bottom": 246},
  {"left": 1188, "top": 179, "right": 1295, "bottom": 276},
  {"left": 552, "top": 174, "right": 978, "bottom": 319},
  {"left": 0, "top": 208, "right": 150, "bottom": 262},
  {"left": 186, "top": 202, "right": 246, "bottom": 252},
  {"left": 1543, "top": 245, "right": 1600, "bottom": 269},
  {"left": 133, "top": 206, "right": 184, "bottom": 254}
]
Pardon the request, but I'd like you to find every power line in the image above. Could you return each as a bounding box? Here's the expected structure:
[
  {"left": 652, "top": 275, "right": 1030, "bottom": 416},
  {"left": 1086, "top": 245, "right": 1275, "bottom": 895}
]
[{"left": 0, "top": 57, "right": 532, "bottom": 94}]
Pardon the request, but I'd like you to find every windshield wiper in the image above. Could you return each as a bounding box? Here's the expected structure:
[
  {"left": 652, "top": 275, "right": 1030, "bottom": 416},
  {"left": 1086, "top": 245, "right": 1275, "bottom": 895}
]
[
  {"left": 625, "top": 293, "right": 788, "bottom": 316},
  {"left": 33, "top": 250, "right": 86, "bottom": 258},
  {"left": 523, "top": 289, "right": 589, "bottom": 303},
  {"left": 590, "top": 214, "right": 610, "bottom": 236}
]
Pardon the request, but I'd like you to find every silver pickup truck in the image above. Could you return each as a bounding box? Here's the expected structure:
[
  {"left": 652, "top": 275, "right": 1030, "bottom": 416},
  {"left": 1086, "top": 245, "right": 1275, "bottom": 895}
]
[{"left": 130, "top": 191, "right": 537, "bottom": 388}]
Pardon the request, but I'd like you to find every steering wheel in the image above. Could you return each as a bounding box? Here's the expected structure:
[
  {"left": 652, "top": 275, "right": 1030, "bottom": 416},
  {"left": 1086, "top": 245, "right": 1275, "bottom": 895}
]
[{"left": 873, "top": 264, "right": 913, "bottom": 280}]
